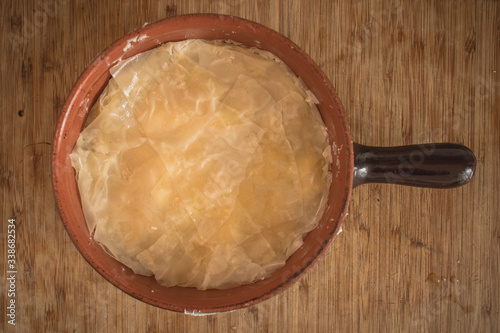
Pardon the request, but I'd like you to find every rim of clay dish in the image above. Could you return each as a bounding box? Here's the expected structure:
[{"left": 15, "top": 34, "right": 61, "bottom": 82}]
[{"left": 52, "top": 14, "right": 353, "bottom": 313}]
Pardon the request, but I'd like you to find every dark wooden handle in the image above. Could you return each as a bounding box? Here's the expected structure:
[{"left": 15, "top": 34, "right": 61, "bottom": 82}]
[{"left": 353, "top": 143, "right": 476, "bottom": 188}]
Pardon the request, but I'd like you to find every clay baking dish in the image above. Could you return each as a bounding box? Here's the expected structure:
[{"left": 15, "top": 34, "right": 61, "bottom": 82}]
[{"left": 52, "top": 14, "right": 476, "bottom": 313}]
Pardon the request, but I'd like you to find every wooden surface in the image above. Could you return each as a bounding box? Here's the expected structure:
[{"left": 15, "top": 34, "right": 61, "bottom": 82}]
[{"left": 1, "top": 0, "right": 498, "bottom": 331}]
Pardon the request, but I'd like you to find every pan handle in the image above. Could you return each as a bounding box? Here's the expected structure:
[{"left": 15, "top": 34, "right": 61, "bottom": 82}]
[{"left": 353, "top": 143, "right": 476, "bottom": 188}]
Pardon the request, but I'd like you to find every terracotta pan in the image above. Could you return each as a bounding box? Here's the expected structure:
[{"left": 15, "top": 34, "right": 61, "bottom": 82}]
[{"left": 52, "top": 14, "right": 476, "bottom": 314}]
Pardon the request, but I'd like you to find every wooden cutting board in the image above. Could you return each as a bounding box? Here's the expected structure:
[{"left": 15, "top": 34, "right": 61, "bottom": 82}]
[{"left": 1, "top": 0, "right": 498, "bottom": 331}]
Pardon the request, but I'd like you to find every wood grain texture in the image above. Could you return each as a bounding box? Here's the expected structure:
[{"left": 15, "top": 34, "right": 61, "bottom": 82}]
[{"left": 1, "top": 0, "right": 498, "bottom": 331}]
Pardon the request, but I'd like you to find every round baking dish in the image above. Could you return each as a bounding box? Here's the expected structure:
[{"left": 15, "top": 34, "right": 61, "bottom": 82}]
[{"left": 52, "top": 14, "right": 476, "bottom": 313}]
